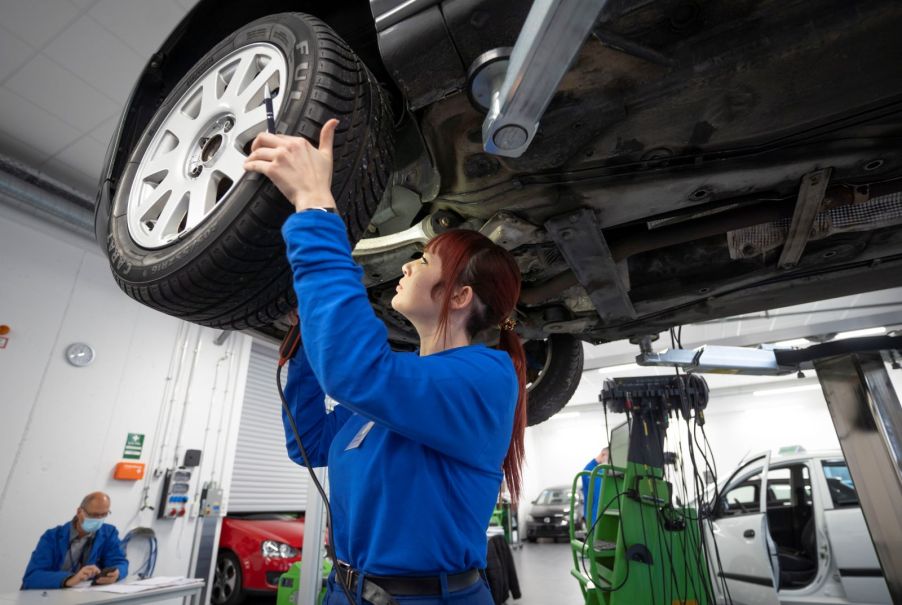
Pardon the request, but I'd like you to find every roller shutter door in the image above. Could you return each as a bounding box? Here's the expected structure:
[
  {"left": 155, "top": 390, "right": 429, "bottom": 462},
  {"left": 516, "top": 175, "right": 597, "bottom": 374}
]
[{"left": 229, "top": 341, "right": 309, "bottom": 512}]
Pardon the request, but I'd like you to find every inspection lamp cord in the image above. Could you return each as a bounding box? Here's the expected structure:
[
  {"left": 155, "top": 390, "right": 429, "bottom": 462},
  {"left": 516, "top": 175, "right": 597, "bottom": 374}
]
[
  {"left": 276, "top": 363, "right": 358, "bottom": 605},
  {"left": 121, "top": 528, "right": 157, "bottom": 579}
]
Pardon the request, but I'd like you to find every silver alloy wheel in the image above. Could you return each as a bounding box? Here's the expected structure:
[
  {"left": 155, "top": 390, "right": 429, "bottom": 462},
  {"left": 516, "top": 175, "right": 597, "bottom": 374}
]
[
  {"left": 213, "top": 554, "right": 238, "bottom": 604},
  {"left": 127, "top": 43, "right": 287, "bottom": 249}
]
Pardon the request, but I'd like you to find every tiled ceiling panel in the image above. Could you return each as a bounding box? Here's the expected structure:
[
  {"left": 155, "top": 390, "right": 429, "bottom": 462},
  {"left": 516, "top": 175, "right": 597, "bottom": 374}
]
[{"left": 0, "top": 0, "right": 199, "bottom": 196}]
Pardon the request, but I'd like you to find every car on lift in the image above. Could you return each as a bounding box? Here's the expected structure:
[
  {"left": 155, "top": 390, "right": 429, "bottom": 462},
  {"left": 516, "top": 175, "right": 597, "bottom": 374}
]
[
  {"left": 212, "top": 513, "right": 303, "bottom": 605},
  {"left": 704, "top": 449, "right": 891, "bottom": 605},
  {"left": 524, "top": 484, "right": 585, "bottom": 543},
  {"left": 94, "top": 1, "right": 902, "bottom": 425}
]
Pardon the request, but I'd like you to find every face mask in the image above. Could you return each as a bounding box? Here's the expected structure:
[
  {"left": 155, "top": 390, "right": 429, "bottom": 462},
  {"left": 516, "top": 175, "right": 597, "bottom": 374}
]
[{"left": 81, "top": 517, "right": 104, "bottom": 533}]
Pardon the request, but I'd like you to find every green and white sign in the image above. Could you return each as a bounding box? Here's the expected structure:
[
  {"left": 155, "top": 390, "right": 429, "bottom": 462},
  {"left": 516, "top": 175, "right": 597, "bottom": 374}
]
[{"left": 123, "top": 433, "right": 145, "bottom": 459}]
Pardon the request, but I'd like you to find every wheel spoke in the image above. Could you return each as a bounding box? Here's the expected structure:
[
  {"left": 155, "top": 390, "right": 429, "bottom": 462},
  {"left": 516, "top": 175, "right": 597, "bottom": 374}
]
[
  {"left": 234, "top": 60, "right": 280, "bottom": 111},
  {"left": 167, "top": 109, "right": 201, "bottom": 144},
  {"left": 232, "top": 104, "right": 268, "bottom": 145},
  {"left": 214, "top": 143, "right": 248, "bottom": 186},
  {"left": 186, "top": 176, "right": 216, "bottom": 229},
  {"left": 152, "top": 189, "right": 189, "bottom": 244},
  {"left": 221, "top": 54, "right": 256, "bottom": 103},
  {"left": 140, "top": 149, "right": 179, "bottom": 182},
  {"left": 199, "top": 74, "right": 222, "bottom": 117}
]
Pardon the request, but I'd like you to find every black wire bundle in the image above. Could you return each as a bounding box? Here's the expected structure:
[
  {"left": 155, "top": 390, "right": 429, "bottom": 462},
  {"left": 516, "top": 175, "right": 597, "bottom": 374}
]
[
  {"left": 277, "top": 364, "right": 357, "bottom": 605},
  {"left": 589, "top": 330, "right": 734, "bottom": 605}
]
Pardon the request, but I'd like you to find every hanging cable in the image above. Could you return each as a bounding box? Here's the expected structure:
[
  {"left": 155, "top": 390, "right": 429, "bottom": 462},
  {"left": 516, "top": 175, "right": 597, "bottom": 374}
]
[
  {"left": 276, "top": 363, "right": 356, "bottom": 604},
  {"left": 122, "top": 528, "right": 157, "bottom": 579}
]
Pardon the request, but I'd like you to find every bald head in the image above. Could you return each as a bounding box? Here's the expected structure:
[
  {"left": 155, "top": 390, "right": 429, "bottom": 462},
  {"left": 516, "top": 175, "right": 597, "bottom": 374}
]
[{"left": 79, "top": 492, "right": 110, "bottom": 511}]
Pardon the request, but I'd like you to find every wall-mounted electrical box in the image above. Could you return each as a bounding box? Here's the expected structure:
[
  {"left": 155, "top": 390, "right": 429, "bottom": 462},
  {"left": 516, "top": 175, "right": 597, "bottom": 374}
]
[
  {"left": 201, "top": 483, "right": 223, "bottom": 518},
  {"left": 158, "top": 468, "right": 193, "bottom": 519}
]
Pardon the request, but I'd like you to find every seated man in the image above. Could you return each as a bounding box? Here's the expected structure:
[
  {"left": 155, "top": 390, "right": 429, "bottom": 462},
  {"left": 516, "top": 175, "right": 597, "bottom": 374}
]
[{"left": 22, "top": 492, "right": 128, "bottom": 589}]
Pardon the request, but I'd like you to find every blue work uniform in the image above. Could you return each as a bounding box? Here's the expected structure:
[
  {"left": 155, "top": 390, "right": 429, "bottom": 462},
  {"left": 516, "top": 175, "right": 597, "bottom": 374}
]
[
  {"left": 281, "top": 212, "right": 517, "bottom": 603},
  {"left": 581, "top": 459, "right": 604, "bottom": 528},
  {"left": 21, "top": 522, "right": 128, "bottom": 589}
]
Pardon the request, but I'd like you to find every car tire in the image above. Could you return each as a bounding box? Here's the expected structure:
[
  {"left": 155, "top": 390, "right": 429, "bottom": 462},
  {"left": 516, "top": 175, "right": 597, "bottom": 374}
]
[
  {"left": 524, "top": 335, "right": 585, "bottom": 425},
  {"left": 212, "top": 550, "right": 244, "bottom": 605},
  {"left": 104, "top": 12, "right": 393, "bottom": 329}
]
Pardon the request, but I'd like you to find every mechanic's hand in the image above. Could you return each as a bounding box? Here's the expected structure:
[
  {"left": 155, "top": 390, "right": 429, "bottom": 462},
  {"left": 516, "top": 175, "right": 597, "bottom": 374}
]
[
  {"left": 93, "top": 568, "right": 120, "bottom": 585},
  {"left": 65, "top": 565, "right": 101, "bottom": 587},
  {"left": 244, "top": 120, "right": 340, "bottom": 213}
]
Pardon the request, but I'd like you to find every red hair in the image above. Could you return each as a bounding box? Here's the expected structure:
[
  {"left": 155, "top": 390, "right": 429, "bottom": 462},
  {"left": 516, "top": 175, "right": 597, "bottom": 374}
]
[{"left": 426, "top": 230, "right": 527, "bottom": 504}]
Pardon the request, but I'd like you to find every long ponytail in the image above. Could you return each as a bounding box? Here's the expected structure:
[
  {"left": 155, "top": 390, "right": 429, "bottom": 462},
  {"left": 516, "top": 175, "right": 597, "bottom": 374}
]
[
  {"left": 427, "top": 229, "right": 528, "bottom": 504},
  {"left": 498, "top": 328, "right": 528, "bottom": 505}
]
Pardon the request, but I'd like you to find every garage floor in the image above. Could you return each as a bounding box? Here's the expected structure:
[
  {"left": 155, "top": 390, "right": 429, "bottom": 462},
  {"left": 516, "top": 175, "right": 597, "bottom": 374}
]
[{"left": 510, "top": 541, "right": 584, "bottom": 605}]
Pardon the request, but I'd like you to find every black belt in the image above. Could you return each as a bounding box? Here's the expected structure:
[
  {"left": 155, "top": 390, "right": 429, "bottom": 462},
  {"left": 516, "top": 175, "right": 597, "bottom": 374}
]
[{"left": 334, "top": 561, "right": 481, "bottom": 598}]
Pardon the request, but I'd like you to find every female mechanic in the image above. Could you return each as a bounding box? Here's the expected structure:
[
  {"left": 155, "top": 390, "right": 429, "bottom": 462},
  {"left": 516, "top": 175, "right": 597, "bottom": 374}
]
[{"left": 244, "top": 119, "right": 527, "bottom": 605}]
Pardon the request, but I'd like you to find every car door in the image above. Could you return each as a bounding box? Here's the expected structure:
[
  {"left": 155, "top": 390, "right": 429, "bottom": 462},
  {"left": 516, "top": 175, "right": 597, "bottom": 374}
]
[
  {"left": 819, "top": 459, "right": 893, "bottom": 604},
  {"left": 705, "top": 452, "right": 780, "bottom": 605}
]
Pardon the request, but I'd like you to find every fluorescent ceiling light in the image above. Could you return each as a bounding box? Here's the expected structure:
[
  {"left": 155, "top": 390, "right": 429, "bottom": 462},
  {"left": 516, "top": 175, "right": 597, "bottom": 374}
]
[
  {"left": 551, "top": 412, "right": 582, "bottom": 420},
  {"left": 597, "top": 363, "right": 640, "bottom": 374},
  {"left": 770, "top": 327, "right": 885, "bottom": 348},
  {"left": 835, "top": 327, "right": 885, "bottom": 339},
  {"left": 752, "top": 384, "right": 821, "bottom": 397},
  {"left": 771, "top": 338, "right": 810, "bottom": 349}
]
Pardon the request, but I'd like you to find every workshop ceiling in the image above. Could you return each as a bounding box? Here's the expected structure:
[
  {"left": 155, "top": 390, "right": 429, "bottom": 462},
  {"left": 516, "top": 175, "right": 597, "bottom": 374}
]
[{"left": 0, "top": 0, "right": 198, "bottom": 196}]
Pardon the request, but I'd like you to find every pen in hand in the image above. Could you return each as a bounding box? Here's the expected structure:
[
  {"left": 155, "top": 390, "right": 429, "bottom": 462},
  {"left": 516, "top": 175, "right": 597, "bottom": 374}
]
[{"left": 264, "top": 84, "right": 276, "bottom": 134}]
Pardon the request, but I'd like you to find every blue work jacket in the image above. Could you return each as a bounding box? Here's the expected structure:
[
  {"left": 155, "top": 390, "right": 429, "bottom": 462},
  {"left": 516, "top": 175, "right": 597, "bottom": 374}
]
[{"left": 21, "top": 522, "right": 129, "bottom": 589}]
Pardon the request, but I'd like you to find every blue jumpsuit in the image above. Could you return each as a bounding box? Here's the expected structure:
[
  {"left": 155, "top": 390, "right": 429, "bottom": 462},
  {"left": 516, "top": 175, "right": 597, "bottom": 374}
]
[{"left": 281, "top": 212, "right": 518, "bottom": 604}]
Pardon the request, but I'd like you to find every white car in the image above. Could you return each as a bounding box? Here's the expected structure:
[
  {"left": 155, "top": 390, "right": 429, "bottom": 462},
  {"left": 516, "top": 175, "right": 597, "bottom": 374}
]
[{"left": 704, "top": 449, "right": 891, "bottom": 605}]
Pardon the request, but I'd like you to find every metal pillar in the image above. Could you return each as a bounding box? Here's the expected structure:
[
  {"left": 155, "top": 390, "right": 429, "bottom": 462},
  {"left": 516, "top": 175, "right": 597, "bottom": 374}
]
[
  {"left": 296, "top": 468, "right": 328, "bottom": 605},
  {"left": 814, "top": 353, "right": 902, "bottom": 603}
]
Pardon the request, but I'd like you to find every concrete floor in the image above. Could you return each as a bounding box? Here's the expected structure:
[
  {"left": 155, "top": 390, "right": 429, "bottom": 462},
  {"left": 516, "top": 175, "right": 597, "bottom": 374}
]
[
  {"left": 509, "top": 540, "right": 585, "bottom": 605},
  {"left": 244, "top": 540, "right": 584, "bottom": 604}
]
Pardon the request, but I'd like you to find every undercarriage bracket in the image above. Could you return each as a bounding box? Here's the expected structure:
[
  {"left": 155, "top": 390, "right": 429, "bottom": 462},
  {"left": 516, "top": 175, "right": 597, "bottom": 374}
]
[{"left": 546, "top": 209, "right": 636, "bottom": 324}]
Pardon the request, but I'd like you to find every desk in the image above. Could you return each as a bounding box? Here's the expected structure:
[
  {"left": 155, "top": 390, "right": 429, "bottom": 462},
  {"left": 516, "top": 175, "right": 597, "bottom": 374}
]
[{"left": 0, "top": 583, "right": 203, "bottom": 605}]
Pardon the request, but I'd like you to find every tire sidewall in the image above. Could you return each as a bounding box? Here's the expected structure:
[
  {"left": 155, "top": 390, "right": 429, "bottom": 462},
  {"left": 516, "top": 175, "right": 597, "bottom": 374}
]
[
  {"left": 214, "top": 550, "right": 244, "bottom": 605},
  {"left": 108, "top": 14, "right": 335, "bottom": 284}
]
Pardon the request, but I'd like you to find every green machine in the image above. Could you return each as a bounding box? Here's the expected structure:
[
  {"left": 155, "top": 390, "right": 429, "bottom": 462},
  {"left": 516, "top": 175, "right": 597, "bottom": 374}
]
[
  {"left": 277, "top": 558, "right": 333, "bottom": 605},
  {"left": 570, "top": 374, "right": 716, "bottom": 605}
]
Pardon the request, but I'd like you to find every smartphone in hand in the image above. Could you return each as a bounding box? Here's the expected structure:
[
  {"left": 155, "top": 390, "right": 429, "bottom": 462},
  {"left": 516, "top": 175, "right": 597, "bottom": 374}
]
[{"left": 92, "top": 567, "right": 118, "bottom": 584}]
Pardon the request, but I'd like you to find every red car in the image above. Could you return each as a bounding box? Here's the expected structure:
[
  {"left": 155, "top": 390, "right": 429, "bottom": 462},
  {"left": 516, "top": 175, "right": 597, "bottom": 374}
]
[{"left": 212, "top": 514, "right": 304, "bottom": 605}]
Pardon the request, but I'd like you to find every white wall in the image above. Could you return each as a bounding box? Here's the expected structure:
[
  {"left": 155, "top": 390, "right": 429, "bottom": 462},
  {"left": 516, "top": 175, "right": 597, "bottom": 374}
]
[
  {"left": 0, "top": 204, "right": 252, "bottom": 593},
  {"left": 521, "top": 378, "right": 845, "bottom": 514}
]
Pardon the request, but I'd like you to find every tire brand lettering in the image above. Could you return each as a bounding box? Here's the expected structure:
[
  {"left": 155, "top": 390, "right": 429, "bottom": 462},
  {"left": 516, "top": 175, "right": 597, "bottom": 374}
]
[
  {"left": 295, "top": 61, "right": 309, "bottom": 82},
  {"left": 296, "top": 40, "right": 309, "bottom": 54},
  {"left": 107, "top": 232, "right": 133, "bottom": 274}
]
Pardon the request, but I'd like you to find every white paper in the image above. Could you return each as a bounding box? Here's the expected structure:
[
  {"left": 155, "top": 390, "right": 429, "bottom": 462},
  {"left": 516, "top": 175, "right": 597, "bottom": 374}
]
[{"left": 89, "top": 577, "right": 204, "bottom": 594}]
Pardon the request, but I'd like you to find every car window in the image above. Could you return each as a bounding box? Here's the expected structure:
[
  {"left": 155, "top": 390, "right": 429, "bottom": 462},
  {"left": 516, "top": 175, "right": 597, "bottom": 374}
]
[
  {"left": 536, "top": 488, "right": 568, "bottom": 505},
  {"left": 766, "top": 464, "right": 811, "bottom": 508},
  {"left": 822, "top": 461, "right": 859, "bottom": 507},
  {"left": 720, "top": 472, "right": 761, "bottom": 516}
]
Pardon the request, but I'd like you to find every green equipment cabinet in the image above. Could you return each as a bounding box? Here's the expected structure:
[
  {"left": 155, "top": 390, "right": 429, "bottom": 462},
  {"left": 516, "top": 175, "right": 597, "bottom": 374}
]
[
  {"left": 570, "top": 375, "right": 716, "bottom": 605},
  {"left": 277, "top": 559, "right": 333, "bottom": 605}
]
